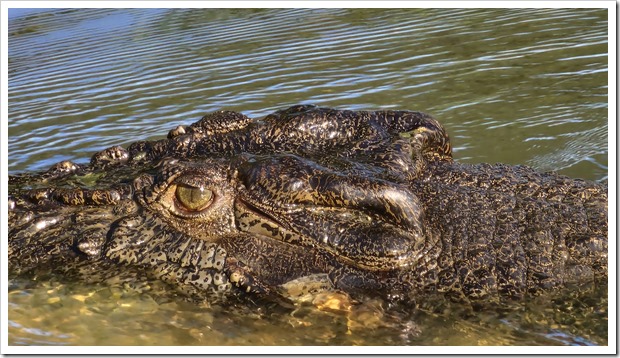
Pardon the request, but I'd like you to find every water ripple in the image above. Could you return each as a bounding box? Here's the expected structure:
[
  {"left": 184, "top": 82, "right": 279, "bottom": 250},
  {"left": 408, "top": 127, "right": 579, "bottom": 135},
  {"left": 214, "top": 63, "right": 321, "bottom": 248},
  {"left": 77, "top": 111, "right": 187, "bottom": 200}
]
[{"left": 9, "top": 8, "right": 608, "bottom": 181}]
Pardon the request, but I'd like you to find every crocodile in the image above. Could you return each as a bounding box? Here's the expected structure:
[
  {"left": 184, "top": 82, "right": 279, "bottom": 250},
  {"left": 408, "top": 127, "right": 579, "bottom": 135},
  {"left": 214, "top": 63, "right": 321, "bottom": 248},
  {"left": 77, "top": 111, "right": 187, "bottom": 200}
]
[{"left": 8, "top": 105, "right": 608, "bottom": 305}]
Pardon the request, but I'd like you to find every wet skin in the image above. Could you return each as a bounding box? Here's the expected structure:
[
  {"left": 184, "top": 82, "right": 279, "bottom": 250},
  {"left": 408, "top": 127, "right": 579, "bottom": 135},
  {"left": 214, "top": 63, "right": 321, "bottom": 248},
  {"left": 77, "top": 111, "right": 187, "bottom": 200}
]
[{"left": 8, "top": 105, "right": 608, "bottom": 304}]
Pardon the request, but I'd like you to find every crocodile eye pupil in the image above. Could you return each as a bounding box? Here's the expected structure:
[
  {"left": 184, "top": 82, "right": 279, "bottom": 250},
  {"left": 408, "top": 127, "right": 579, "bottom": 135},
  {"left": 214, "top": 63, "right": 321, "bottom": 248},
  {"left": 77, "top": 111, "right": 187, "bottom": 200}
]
[{"left": 175, "top": 185, "right": 213, "bottom": 211}]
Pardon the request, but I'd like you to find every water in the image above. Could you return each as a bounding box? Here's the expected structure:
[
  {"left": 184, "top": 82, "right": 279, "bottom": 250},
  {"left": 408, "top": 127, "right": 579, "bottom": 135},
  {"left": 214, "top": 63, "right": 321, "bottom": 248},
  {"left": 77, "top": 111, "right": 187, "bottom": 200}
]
[{"left": 7, "top": 8, "right": 609, "bottom": 346}]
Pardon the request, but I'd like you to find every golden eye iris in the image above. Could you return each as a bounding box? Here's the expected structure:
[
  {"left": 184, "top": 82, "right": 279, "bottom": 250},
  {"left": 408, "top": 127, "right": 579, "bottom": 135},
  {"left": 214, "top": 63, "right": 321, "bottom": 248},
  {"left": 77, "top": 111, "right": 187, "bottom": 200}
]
[{"left": 175, "top": 185, "right": 213, "bottom": 212}]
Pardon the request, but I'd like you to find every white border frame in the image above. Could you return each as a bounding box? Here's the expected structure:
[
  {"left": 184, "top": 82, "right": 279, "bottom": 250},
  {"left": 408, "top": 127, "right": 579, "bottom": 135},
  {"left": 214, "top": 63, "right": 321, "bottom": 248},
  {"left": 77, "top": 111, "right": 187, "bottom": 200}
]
[{"left": 1, "top": 1, "right": 616, "bottom": 354}]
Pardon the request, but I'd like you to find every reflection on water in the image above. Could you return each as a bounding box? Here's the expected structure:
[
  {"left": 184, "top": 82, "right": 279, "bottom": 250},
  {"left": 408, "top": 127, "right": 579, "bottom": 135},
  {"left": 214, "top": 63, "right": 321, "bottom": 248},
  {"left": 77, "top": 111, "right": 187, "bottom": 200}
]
[
  {"left": 7, "top": 278, "right": 607, "bottom": 346},
  {"left": 7, "top": 7, "right": 608, "bottom": 346}
]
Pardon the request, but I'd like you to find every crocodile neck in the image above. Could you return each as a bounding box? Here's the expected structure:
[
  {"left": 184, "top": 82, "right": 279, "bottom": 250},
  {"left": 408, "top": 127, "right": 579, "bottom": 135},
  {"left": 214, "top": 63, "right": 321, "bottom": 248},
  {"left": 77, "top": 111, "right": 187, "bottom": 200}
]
[{"left": 406, "top": 159, "right": 607, "bottom": 301}]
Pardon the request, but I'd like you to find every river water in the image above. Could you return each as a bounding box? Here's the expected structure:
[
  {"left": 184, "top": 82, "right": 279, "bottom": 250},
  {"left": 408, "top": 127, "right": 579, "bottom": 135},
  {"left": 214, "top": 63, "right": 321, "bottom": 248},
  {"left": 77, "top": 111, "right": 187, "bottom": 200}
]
[{"left": 7, "top": 7, "right": 609, "bottom": 347}]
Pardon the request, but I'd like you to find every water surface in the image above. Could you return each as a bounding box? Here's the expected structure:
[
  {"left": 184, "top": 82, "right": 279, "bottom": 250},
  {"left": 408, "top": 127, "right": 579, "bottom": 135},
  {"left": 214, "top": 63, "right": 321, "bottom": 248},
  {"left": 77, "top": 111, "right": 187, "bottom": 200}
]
[{"left": 7, "top": 7, "right": 609, "bottom": 346}]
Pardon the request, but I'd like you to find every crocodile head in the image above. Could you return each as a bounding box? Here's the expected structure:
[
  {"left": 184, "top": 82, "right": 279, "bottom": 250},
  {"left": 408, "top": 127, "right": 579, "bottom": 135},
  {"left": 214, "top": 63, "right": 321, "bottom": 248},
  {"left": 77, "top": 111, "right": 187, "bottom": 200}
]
[
  {"left": 9, "top": 105, "right": 607, "bottom": 304},
  {"left": 9, "top": 105, "right": 451, "bottom": 302}
]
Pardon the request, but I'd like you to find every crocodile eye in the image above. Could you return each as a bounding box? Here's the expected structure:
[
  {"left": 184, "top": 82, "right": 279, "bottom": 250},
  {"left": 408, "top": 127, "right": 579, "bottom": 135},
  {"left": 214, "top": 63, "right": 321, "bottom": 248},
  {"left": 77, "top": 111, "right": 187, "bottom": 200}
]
[{"left": 175, "top": 184, "right": 213, "bottom": 212}]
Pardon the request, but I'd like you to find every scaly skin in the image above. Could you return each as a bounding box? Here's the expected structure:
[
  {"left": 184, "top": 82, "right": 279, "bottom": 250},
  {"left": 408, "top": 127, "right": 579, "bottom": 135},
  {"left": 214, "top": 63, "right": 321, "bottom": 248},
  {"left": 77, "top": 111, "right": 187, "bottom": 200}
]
[
  {"left": 8, "top": 105, "right": 607, "bottom": 304},
  {"left": 403, "top": 159, "right": 607, "bottom": 303}
]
